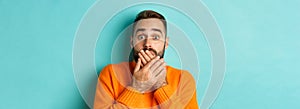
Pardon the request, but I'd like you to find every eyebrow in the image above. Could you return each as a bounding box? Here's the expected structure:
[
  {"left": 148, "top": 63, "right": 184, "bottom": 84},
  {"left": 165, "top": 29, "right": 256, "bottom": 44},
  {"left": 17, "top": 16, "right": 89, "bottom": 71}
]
[
  {"left": 135, "top": 28, "right": 163, "bottom": 35},
  {"left": 151, "top": 28, "right": 163, "bottom": 35},
  {"left": 135, "top": 28, "right": 146, "bottom": 34}
]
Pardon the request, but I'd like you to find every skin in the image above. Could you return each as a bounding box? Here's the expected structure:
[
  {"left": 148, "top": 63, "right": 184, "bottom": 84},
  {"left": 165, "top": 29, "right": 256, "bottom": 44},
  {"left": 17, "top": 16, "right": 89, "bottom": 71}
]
[{"left": 130, "top": 18, "right": 169, "bottom": 93}]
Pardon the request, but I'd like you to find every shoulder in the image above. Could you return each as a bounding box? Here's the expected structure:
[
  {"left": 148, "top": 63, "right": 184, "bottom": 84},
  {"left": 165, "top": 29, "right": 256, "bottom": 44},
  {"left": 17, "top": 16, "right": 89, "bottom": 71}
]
[
  {"left": 99, "top": 62, "right": 130, "bottom": 77},
  {"left": 99, "top": 62, "right": 132, "bottom": 86},
  {"left": 166, "top": 66, "right": 196, "bottom": 82},
  {"left": 167, "top": 66, "right": 194, "bottom": 77}
]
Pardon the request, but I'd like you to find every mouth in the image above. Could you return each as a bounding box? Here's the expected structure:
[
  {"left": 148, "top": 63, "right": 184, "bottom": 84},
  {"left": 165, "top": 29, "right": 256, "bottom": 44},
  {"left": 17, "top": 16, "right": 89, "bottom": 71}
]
[{"left": 133, "top": 48, "right": 159, "bottom": 62}]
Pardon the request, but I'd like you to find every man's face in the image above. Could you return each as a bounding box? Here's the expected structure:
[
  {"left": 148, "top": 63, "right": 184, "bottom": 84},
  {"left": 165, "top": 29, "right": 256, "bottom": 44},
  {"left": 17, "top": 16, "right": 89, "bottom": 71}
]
[{"left": 131, "top": 18, "right": 168, "bottom": 61}]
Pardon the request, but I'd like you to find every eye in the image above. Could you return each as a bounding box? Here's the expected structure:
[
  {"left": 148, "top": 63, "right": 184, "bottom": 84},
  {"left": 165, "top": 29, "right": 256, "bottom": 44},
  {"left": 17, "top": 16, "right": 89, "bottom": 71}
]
[
  {"left": 153, "top": 35, "right": 160, "bottom": 40},
  {"left": 137, "top": 35, "right": 145, "bottom": 40}
]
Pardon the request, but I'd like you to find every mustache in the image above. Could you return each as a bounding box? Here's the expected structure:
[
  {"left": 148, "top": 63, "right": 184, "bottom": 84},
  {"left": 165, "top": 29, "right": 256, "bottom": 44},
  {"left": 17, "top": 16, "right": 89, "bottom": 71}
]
[
  {"left": 132, "top": 48, "right": 159, "bottom": 62},
  {"left": 135, "top": 48, "right": 158, "bottom": 56}
]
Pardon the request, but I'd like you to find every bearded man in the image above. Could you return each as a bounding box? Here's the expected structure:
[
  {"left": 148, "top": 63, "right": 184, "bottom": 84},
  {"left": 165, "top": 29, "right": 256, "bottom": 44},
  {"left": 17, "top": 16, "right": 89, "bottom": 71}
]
[{"left": 94, "top": 10, "right": 199, "bottom": 109}]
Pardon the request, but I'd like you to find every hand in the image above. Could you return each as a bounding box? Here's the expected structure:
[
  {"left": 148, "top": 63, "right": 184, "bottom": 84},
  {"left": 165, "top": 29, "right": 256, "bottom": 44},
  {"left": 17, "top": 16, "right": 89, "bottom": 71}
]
[
  {"left": 131, "top": 56, "right": 166, "bottom": 93},
  {"left": 138, "top": 50, "right": 168, "bottom": 90},
  {"left": 138, "top": 50, "right": 156, "bottom": 67},
  {"left": 139, "top": 50, "right": 168, "bottom": 90},
  {"left": 152, "top": 67, "right": 167, "bottom": 90}
]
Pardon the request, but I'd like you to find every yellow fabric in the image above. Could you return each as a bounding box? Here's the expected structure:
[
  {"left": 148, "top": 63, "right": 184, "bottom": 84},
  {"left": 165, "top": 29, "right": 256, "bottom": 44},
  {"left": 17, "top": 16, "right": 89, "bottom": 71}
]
[{"left": 94, "top": 62, "right": 199, "bottom": 109}]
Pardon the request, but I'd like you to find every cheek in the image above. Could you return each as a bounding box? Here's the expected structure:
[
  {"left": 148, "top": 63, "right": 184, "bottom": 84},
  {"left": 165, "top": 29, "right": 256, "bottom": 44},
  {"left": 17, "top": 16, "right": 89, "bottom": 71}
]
[
  {"left": 152, "top": 42, "right": 165, "bottom": 50},
  {"left": 133, "top": 41, "right": 143, "bottom": 49}
]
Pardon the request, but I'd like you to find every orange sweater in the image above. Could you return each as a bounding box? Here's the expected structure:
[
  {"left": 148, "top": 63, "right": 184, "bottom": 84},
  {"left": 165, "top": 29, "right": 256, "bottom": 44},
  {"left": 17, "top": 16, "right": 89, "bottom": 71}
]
[{"left": 94, "top": 62, "right": 199, "bottom": 109}]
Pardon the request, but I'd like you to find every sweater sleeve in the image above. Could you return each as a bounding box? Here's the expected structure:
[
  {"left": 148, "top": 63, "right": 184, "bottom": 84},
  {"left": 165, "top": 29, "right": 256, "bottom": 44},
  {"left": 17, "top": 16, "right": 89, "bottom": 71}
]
[
  {"left": 153, "top": 71, "right": 199, "bottom": 109},
  {"left": 93, "top": 65, "right": 149, "bottom": 109},
  {"left": 116, "top": 86, "right": 147, "bottom": 107},
  {"left": 93, "top": 65, "right": 128, "bottom": 109}
]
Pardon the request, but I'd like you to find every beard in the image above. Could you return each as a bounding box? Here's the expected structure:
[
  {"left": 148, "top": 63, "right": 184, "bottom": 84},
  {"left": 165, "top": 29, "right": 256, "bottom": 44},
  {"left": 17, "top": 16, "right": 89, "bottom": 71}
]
[{"left": 133, "top": 48, "right": 164, "bottom": 62}]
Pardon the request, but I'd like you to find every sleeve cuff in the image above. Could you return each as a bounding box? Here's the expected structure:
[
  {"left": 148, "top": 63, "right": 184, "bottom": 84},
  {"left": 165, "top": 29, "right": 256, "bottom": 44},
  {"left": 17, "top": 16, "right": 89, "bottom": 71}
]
[{"left": 116, "top": 86, "right": 144, "bottom": 107}]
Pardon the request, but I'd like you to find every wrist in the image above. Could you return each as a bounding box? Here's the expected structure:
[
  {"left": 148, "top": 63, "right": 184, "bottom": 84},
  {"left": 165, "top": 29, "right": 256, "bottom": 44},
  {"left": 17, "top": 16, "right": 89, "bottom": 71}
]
[
  {"left": 161, "top": 80, "right": 168, "bottom": 87},
  {"left": 131, "top": 78, "right": 146, "bottom": 93}
]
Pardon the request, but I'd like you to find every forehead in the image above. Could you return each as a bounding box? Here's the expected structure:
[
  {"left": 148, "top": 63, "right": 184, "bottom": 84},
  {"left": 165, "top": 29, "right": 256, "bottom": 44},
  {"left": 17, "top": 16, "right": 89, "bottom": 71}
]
[{"left": 134, "top": 18, "right": 165, "bottom": 33}]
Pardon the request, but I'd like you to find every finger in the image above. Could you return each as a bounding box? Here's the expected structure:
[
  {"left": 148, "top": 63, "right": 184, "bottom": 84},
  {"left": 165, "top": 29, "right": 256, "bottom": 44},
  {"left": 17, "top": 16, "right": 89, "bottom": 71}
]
[
  {"left": 149, "top": 60, "right": 162, "bottom": 75},
  {"left": 138, "top": 53, "right": 147, "bottom": 65},
  {"left": 143, "top": 56, "right": 160, "bottom": 69},
  {"left": 159, "top": 68, "right": 167, "bottom": 78},
  {"left": 148, "top": 59, "right": 164, "bottom": 78},
  {"left": 145, "top": 50, "right": 155, "bottom": 59},
  {"left": 152, "top": 63, "right": 166, "bottom": 78},
  {"left": 151, "top": 58, "right": 164, "bottom": 70},
  {"left": 150, "top": 59, "right": 164, "bottom": 74},
  {"left": 134, "top": 58, "right": 142, "bottom": 73},
  {"left": 141, "top": 50, "right": 151, "bottom": 62},
  {"left": 140, "top": 63, "right": 144, "bottom": 67},
  {"left": 154, "top": 68, "right": 166, "bottom": 81}
]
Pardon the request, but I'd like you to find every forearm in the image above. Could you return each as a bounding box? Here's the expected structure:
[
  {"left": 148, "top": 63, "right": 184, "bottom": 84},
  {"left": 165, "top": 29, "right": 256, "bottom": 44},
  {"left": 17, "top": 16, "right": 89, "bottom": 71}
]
[
  {"left": 154, "top": 86, "right": 198, "bottom": 109},
  {"left": 116, "top": 87, "right": 146, "bottom": 107},
  {"left": 153, "top": 85, "right": 185, "bottom": 109},
  {"left": 94, "top": 102, "right": 128, "bottom": 109},
  {"left": 94, "top": 85, "right": 129, "bottom": 109},
  {"left": 153, "top": 72, "right": 199, "bottom": 109},
  {"left": 94, "top": 85, "right": 147, "bottom": 109}
]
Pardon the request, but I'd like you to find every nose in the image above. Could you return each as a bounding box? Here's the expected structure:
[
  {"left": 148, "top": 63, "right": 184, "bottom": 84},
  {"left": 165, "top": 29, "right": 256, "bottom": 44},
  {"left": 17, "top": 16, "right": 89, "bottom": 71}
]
[{"left": 143, "top": 38, "right": 152, "bottom": 48}]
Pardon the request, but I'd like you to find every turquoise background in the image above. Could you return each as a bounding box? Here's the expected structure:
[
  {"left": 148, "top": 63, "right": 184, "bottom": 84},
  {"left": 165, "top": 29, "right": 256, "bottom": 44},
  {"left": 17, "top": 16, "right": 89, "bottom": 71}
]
[{"left": 1, "top": 0, "right": 299, "bottom": 109}]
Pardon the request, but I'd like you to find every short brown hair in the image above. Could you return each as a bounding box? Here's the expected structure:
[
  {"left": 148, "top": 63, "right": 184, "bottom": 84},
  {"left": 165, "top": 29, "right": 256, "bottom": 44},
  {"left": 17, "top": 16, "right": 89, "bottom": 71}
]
[{"left": 133, "top": 10, "right": 167, "bottom": 34}]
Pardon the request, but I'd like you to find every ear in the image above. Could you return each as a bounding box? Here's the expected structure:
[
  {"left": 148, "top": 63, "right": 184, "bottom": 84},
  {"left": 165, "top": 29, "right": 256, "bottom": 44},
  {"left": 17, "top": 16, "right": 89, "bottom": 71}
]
[
  {"left": 165, "top": 37, "right": 169, "bottom": 49},
  {"left": 130, "top": 36, "right": 134, "bottom": 48}
]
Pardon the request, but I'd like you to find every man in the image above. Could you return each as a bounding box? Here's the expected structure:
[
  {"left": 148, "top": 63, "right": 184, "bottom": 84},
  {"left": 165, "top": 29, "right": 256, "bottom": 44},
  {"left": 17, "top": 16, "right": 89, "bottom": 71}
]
[{"left": 94, "top": 10, "right": 199, "bottom": 109}]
